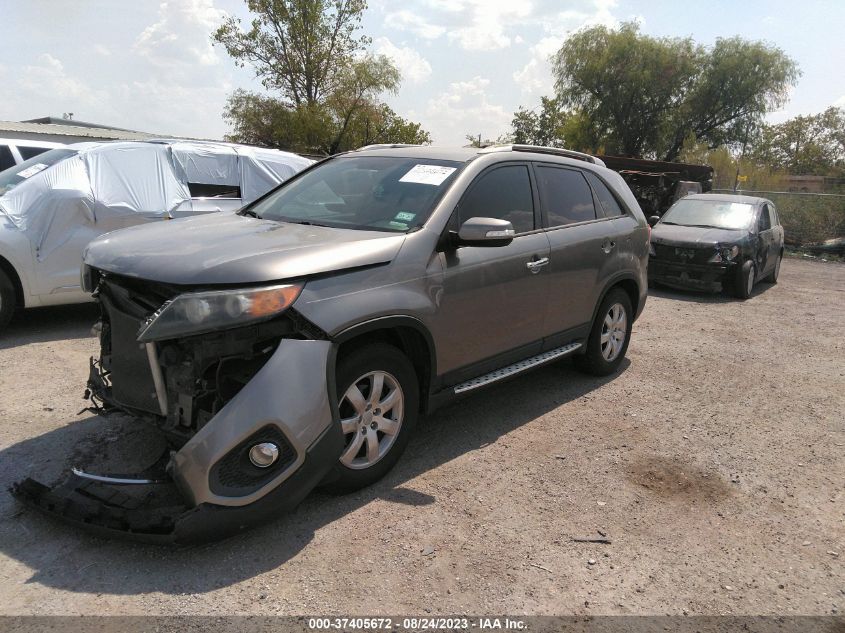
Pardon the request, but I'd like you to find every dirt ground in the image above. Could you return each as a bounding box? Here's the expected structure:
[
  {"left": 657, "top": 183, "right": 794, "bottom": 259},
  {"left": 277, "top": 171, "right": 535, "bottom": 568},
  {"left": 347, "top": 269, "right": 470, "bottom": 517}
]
[{"left": 0, "top": 257, "right": 842, "bottom": 616}]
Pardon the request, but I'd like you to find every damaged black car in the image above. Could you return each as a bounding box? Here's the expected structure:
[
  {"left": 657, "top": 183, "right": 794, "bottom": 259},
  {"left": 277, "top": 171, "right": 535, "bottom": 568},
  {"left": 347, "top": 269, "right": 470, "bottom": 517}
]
[{"left": 648, "top": 194, "right": 785, "bottom": 299}]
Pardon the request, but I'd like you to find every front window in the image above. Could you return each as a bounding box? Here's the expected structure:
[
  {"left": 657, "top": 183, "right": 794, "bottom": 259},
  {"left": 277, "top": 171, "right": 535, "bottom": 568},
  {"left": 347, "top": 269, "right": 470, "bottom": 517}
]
[
  {"left": 660, "top": 198, "right": 755, "bottom": 230},
  {"left": 248, "top": 156, "right": 463, "bottom": 232},
  {"left": 0, "top": 148, "right": 78, "bottom": 197}
]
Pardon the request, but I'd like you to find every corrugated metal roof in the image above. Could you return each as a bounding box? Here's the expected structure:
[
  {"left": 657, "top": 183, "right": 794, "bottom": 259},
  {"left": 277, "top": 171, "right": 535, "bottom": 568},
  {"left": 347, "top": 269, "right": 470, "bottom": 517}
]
[{"left": 0, "top": 120, "right": 158, "bottom": 140}]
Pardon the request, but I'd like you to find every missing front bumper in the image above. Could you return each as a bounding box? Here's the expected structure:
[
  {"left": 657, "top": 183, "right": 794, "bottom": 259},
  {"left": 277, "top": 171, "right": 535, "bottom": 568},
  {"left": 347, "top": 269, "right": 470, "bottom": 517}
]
[{"left": 10, "top": 421, "right": 344, "bottom": 544}]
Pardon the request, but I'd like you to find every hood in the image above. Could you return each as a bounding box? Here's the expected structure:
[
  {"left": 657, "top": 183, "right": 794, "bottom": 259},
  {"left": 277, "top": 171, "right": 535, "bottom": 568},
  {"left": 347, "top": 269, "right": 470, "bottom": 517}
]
[
  {"left": 651, "top": 223, "right": 748, "bottom": 248},
  {"left": 83, "top": 212, "right": 407, "bottom": 285}
]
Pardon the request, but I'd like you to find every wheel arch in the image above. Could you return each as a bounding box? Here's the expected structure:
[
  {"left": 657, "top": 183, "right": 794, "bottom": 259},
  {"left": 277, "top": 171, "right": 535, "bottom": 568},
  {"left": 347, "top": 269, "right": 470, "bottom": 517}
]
[
  {"left": 591, "top": 274, "right": 641, "bottom": 327},
  {"left": 0, "top": 253, "right": 24, "bottom": 307},
  {"left": 334, "top": 316, "right": 436, "bottom": 411}
]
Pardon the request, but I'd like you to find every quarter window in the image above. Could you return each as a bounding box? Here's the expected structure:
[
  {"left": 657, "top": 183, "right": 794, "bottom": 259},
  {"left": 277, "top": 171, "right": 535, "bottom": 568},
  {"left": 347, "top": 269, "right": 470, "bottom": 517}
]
[
  {"left": 536, "top": 165, "right": 597, "bottom": 227},
  {"left": 585, "top": 171, "right": 625, "bottom": 217},
  {"left": 458, "top": 165, "right": 535, "bottom": 233},
  {"left": 18, "top": 146, "right": 51, "bottom": 161}
]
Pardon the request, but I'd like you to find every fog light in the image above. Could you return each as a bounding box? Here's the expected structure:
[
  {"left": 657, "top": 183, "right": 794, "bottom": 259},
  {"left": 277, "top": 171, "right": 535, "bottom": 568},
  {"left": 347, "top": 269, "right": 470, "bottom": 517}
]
[{"left": 249, "top": 442, "right": 279, "bottom": 468}]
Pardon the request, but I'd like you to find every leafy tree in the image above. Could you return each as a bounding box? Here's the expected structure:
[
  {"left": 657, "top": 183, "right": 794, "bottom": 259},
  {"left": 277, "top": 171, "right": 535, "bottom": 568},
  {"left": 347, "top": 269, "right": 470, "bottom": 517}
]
[
  {"left": 551, "top": 22, "right": 799, "bottom": 160},
  {"left": 751, "top": 107, "right": 845, "bottom": 176},
  {"left": 510, "top": 97, "right": 568, "bottom": 147},
  {"left": 214, "top": 0, "right": 429, "bottom": 153}
]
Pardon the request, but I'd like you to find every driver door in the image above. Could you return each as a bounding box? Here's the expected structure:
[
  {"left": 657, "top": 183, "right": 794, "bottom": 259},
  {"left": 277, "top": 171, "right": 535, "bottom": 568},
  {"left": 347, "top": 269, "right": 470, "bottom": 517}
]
[{"left": 431, "top": 163, "right": 551, "bottom": 383}]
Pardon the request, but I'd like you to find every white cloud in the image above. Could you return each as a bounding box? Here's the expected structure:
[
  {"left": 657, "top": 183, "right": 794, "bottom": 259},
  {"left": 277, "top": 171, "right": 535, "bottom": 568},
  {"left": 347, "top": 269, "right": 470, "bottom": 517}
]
[
  {"left": 16, "top": 54, "right": 109, "bottom": 111},
  {"left": 134, "top": 0, "right": 226, "bottom": 67},
  {"left": 374, "top": 37, "right": 432, "bottom": 84},
  {"left": 445, "top": 0, "right": 534, "bottom": 51},
  {"left": 384, "top": 9, "right": 446, "bottom": 40},
  {"left": 94, "top": 44, "right": 111, "bottom": 57},
  {"left": 425, "top": 76, "right": 511, "bottom": 145},
  {"left": 834, "top": 95, "right": 845, "bottom": 107},
  {"left": 513, "top": 36, "right": 563, "bottom": 98}
]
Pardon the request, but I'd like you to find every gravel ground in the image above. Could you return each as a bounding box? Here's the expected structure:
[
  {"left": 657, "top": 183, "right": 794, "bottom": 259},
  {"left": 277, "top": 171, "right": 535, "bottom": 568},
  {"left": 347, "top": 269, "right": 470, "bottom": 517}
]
[{"left": 0, "top": 257, "right": 842, "bottom": 616}]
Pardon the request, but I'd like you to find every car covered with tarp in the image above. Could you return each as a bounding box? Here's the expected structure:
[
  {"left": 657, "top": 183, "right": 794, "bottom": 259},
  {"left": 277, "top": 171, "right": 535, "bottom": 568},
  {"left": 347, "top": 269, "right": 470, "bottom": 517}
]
[{"left": 0, "top": 140, "right": 312, "bottom": 331}]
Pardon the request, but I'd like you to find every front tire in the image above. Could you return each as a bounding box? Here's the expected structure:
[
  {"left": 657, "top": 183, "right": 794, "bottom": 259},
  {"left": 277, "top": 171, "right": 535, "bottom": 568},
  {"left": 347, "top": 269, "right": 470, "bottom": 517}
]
[
  {"left": 576, "top": 288, "right": 633, "bottom": 377},
  {"left": 734, "top": 260, "right": 756, "bottom": 300},
  {"left": 321, "top": 343, "right": 418, "bottom": 494},
  {"left": 0, "top": 269, "right": 16, "bottom": 333}
]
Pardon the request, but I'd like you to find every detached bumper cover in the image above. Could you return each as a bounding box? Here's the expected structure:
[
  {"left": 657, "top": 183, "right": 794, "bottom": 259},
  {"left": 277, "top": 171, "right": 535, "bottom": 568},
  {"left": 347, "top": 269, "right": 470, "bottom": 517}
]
[
  {"left": 10, "top": 422, "right": 343, "bottom": 545},
  {"left": 649, "top": 260, "right": 733, "bottom": 292}
]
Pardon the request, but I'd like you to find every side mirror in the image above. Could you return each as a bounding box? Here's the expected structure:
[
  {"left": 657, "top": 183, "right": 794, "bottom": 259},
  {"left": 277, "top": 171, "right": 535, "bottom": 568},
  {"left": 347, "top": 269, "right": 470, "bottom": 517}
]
[
  {"left": 456, "top": 217, "right": 515, "bottom": 247},
  {"left": 648, "top": 215, "right": 660, "bottom": 227}
]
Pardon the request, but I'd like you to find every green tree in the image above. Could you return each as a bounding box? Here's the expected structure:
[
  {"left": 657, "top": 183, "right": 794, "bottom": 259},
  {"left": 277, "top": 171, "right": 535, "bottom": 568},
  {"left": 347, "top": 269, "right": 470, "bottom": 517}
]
[
  {"left": 213, "top": 0, "right": 429, "bottom": 154},
  {"left": 551, "top": 22, "right": 799, "bottom": 160},
  {"left": 510, "top": 97, "right": 569, "bottom": 147},
  {"left": 751, "top": 107, "right": 845, "bottom": 176}
]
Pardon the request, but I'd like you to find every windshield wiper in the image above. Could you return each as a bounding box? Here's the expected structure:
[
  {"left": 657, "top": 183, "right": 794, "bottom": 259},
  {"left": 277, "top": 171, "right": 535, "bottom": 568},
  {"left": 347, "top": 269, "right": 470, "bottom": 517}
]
[{"left": 239, "top": 208, "right": 258, "bottom": 218}]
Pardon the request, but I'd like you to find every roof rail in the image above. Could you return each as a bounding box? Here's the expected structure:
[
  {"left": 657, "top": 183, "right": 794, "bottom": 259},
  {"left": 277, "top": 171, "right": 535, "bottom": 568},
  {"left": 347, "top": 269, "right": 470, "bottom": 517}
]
[
  {"left": 479, "top": 144, "right": 604, "bottom": 166},
  {"left": 354, "top": 143, "right": 423, "bottom": 151}
]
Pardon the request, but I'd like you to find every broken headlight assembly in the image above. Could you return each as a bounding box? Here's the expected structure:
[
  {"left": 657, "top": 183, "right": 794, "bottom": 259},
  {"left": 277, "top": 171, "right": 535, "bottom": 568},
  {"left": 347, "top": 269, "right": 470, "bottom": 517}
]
[
  {"left": 708, "top": 244, "right": 739, "bottom": 263},
  {"left": 137, "top": 283, "right": 303, "bottom": 342}
]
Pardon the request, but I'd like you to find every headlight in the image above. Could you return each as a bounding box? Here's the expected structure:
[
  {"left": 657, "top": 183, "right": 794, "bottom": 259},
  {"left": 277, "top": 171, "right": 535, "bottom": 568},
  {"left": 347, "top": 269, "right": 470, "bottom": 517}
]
[
  {"left": 137, "top": 283, "right": 302, "bottom": 342},
  {"left": 721, "top": 245, "right": 740, "bottom": 261},
  {"left": 708, "top": 245, "right": 739, "bottom": 263}
]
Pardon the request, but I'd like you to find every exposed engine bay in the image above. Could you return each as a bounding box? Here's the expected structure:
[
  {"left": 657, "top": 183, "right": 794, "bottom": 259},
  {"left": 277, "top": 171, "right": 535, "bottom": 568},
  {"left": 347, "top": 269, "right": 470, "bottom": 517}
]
[{"left": 11, "top": 270, "right": 342, "bottom": 544}]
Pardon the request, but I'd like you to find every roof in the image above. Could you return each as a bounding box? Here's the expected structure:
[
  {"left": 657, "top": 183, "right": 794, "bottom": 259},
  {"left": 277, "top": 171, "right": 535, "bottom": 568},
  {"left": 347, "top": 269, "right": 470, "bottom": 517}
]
[
  {"left": 349, "top": 145, "right": 480, "bottom": 162},
  {"left": 686, "top": 193, "right": 771, "bottom": 206},
  {"left": 0, "top": 120, "right": 157, "bottom": 141},
  {"left": 21, "top": 116, "right": 138, "bottom": 132}
]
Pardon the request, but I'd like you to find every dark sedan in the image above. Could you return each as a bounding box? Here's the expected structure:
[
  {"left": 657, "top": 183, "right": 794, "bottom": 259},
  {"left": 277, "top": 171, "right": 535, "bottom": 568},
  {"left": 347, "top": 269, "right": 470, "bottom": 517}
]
[{"left": 648, "top": 194, "right": 784, "bottom": 299}]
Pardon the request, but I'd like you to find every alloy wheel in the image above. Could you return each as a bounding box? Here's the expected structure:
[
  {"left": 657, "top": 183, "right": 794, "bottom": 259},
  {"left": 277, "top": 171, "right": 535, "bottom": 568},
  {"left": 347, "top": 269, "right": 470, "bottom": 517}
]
[
  {"left": 600, "top": 303, "right": 627, "bottom": 362},
  {"left": 338, "top": 370, "right": 404, "bottom": 470}
]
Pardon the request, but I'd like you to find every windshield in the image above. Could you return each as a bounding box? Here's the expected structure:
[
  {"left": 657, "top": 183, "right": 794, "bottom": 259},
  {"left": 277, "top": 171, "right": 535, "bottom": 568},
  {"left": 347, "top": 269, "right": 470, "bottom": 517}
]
[
  {"left": 248, "top": 156, "right": 464, "bottom": 232},
  {"left": 0, "top": 148, "right": 78, "bottom": 197},
  {"left": 661, "top": 198, "right": 755, "bottom": 230}
]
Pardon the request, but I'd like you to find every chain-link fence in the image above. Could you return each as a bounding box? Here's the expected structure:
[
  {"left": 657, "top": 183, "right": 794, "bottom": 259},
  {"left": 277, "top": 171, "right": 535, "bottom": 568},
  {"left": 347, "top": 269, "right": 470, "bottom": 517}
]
[{"left": 712, "top": 189, "right": 845, "bottom": 253}]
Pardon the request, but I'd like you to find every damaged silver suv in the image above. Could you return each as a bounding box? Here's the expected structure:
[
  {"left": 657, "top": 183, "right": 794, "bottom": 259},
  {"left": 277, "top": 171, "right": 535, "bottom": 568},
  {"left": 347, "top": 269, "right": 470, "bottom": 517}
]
[{"left": 14, "top": 144, "right": 648, "bottom": 543}]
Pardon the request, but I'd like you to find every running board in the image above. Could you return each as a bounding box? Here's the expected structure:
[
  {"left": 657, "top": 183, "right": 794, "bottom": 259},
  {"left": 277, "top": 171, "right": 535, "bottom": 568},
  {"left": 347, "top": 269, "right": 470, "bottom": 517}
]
[{"left": 453, "top": 342, "right": 582, "bottom": 394}]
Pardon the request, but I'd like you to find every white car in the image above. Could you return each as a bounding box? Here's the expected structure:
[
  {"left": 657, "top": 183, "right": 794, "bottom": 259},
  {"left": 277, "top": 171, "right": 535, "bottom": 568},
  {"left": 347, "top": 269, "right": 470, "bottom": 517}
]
[
  {"left": 0, "top": 140, "right": 313, "bottom": 331},
  {"left": 0, "top": 138, "right": 65, "bottom": 171}
]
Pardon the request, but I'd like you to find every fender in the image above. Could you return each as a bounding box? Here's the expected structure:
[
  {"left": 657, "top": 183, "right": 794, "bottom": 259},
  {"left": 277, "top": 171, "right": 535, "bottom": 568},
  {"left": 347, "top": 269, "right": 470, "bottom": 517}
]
[
  {"left": 590, "top": 271, "right": 643, "bottom": 326},
  {"left": 334, "top": 314, "right": 439, "bottom": 391}
]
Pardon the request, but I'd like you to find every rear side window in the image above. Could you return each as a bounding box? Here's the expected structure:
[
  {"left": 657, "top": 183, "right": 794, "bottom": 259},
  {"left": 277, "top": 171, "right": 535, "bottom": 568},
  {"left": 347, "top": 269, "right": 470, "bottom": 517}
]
[
  {"left": 18, "top": 146, "right": 51, "bottom": 161},
  {"left": 0, "top": 145, "right": 14, "bottom": 171},
  {"left": 758, "top": 205, "right": 772, "bottom": 231},
  {"left": 766, "top": 204, "right": 778, "bottom": 227},
  {"left": 585, "top": 171, "right": 625, "bottom": 217},
  {"left": 187, "top": 183, "right": 241, "bottom": 198},
  {"left": 458, "top": 165, "right": 535, "bottom": 233},
  {"left": 535, "top": 165, "right": 597, "bottom": 227}
]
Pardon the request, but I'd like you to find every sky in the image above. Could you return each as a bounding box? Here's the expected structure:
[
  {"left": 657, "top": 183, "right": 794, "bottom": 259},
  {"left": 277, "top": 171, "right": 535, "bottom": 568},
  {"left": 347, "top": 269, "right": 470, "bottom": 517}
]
[{"left": 1, "top": 0, "right": 843, "bottom": 147}]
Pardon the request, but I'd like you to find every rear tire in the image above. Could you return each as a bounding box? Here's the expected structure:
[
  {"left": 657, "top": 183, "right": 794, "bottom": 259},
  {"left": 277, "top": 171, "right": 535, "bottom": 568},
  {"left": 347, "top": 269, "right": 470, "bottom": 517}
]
[
  {"left": 765, "top": 252, "right": 782, "bottom": 284},
  {"left": 0, "top": 269, "right": 16, "bottom": 333},
  {"left": 575, "top": 288, "right": 633, "bottom": 377},
  {"left": 734, "top": 260, "right": 756, "bottom": 300},
  {"left": 321, "top": 343, "right": 418, "bottom": 494}
]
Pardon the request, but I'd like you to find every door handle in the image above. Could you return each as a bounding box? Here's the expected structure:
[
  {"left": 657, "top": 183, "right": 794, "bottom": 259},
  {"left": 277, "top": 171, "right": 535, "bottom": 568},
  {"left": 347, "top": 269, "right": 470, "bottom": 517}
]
[
  {"left": 526, "top": 257, "right": 550, "bottom": 273},
  {"left": 601, "top": 239, "right": 616, "bottom": 253}
]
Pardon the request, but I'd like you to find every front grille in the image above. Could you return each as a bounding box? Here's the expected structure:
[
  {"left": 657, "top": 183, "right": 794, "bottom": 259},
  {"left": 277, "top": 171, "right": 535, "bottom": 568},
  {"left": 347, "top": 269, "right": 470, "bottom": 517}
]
[
  {"left": 209, "top": 425, "right": 298, "bottom": 496},
  {"left": 653, "top": 243, "right": 714, "bottom": 265}
]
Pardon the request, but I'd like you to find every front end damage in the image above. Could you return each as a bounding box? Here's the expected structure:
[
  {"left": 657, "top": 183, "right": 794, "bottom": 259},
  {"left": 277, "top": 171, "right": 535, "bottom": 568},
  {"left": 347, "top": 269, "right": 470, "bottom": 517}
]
[
  {"left": 11, "top": 272, "right": 344, "bottom": 544},
  {"left": 648, "top": 243, "right": 738, "bottom": 292}
]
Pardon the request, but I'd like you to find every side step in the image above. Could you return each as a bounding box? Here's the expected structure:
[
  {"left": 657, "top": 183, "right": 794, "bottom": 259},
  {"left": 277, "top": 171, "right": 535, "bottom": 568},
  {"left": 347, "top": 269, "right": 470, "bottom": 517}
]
[{"left": 453, "top": 342, "right": 582, "bottom": 394}]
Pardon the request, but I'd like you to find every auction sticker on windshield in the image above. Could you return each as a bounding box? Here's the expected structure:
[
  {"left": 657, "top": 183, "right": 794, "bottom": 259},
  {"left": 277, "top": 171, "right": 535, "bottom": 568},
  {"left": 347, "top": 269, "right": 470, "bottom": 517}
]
[
  {"left": 16, "top": 164, "right": 49, "bottom": 179},
  {"left": 399, "top": 164, "right": 456, "bottom": 186}
]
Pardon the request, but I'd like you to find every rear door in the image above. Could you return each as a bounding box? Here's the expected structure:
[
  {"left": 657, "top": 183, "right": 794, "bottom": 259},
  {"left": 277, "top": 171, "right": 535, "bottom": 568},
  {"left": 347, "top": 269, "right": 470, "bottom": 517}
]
[
  {"left": 535, "top": 164, "right": 629, "bottom": 343},
  {"left": 755, "top": 203, "right": 775, "bottom": 276},
  {"left": 433, "top": 162, "right": 551, "bottom": 380}
]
